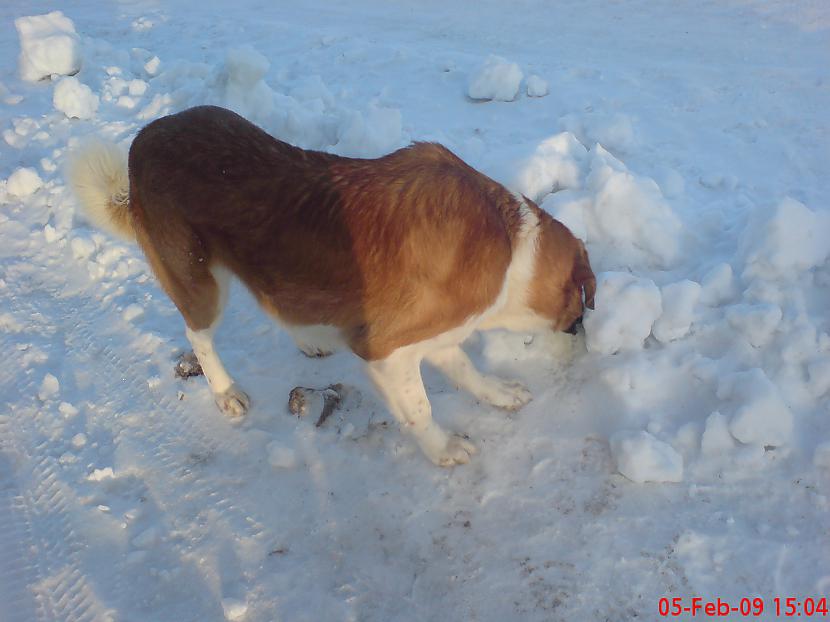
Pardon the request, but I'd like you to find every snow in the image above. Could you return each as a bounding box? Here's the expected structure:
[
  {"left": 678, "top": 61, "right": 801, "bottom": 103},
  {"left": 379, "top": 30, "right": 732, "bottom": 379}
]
[
  {"left": 6, "top": 166, "right": 42, "bottom": 198},
  {"left": 652, "top": 279, "right": 701, "bottom": 343},
  {"left": 699, "top": 412, "right": 736, "bottom": 456},
  {"left": 15, "top": 11, "right": 81, "bottom": 82},
  {"left": 53, "top": 76, "right": 100, "bottom": 119},
  {"left": 610, "top": 430, "right": 684, "bottom": 483},
  {"left": 742, "top": 197, "right": 830, "bottom": 278},
  {"left": 525, "top": 74, "right": 548, "bottom": 98},
  {"left": 717, "top": 368, "right": 794, "bottom": 447},
  {"left": 583, "top": 272, "right": 662, "bottom": 354},
  {"left": 467, "top": 54, "right": 523, "bottom": 101},
  {"left": 1, "top": 0, "right": 829, "bottom": 619}
]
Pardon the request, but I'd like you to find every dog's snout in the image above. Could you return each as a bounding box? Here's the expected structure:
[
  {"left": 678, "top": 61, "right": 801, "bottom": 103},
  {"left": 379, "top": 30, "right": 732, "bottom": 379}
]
[{"left": 564, "top": 315, "right": 583, "bottom": 335}]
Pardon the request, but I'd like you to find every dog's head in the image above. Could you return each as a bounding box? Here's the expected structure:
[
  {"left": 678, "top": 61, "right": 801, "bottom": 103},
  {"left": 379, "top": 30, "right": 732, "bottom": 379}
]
[{"left": 528, "top": 212, "right": 596, "bottom": 335}]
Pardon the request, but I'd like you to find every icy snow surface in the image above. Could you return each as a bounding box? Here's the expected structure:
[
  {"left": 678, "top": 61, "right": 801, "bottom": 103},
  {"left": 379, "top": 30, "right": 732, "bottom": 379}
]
[{"left": 0, "top": 1, "right": 829, "bottom": 620}]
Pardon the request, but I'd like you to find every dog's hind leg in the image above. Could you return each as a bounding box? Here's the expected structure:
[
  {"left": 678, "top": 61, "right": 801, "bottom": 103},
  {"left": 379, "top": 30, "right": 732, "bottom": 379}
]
[
  {"left": 184, "top": 265, "right": 250, "bottom": 417},
  {"left": 135, "top": 217, "right": 249, "bottom": 417},
  {"left": 367, "top": 348, "right": 477, "bottom": 466}
]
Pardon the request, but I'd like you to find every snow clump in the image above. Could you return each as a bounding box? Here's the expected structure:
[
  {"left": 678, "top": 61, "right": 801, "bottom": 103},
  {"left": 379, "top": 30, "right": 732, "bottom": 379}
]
[
  {"left": 526, "top": 74, "right": 549, "bottom": 97},
  {"left": 611, "top": 430, "right": 683, "bottom": 483},
  {"left": 53, "top": 76, "right": 100, "bottom": 119},
  {"left": 504, "top": 132, "right": 588, "bottom": 202},
  {"left": 15, "top": 11, "right": 81, "bottom": 82},
  {"left": 717, "top": 368, "right": 794, "bottom": 447},
  {"left": 6, "top": 167, "right": 43, "bottom": 198},
  {"left": 583, "top": 272, "right": 662, "bottom": 355},
  {"left": 742, "top": 197, "right": 830, "bottom": 279},
  {"left": 652, "top": 280, "right": 701, "bottom": 343},
  {"left": 467, "top": 55, "right": 523, "bottom": 102},
  {"left": 583, "top": 146, "right": 683, "bottom": 269}
]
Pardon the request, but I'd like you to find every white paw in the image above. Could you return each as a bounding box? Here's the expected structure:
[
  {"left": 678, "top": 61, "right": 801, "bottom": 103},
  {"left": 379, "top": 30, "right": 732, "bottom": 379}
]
[
  {"left": 420, "top": 433, "right": 478, "bottom": 467},
  {"left": 214, "top": 385, "right": 250, "bottom": 418},
  {"left": 477, "top": 377, "right": 532, "bottom": 411}
]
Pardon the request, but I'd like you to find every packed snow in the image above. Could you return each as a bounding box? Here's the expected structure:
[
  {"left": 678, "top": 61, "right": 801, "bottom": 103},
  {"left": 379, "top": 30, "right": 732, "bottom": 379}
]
[
  {"left": 53, "top": 75, "right": 99, "bottom": 119},
  {"left": 14, "top": 11, "right": 81, "bottom": 81},
  {"left": 1, "top": 1, "right": 828, "bottom": 621},
  {"left": 467, "top": 54, "right": 523, "bottom": 102}
]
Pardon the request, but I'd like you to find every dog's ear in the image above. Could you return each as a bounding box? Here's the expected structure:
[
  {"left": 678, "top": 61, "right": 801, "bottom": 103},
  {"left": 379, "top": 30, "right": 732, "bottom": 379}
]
[{"left": 573, "top": 241, "right": 596, "bottom": 310}]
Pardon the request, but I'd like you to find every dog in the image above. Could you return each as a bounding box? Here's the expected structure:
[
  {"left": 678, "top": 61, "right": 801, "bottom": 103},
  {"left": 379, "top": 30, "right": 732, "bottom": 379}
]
[{"left": 68, "top": 105, "right": 595, "bottom": 466}]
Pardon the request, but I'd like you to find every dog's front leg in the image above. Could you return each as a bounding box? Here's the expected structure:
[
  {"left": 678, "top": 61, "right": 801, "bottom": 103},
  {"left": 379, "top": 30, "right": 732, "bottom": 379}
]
[
  {"left": 426, "top": 345, "right": 531, "bottom": 411},
  {"left": 367, "top": 350, "right": 477, "bottom": 467}
]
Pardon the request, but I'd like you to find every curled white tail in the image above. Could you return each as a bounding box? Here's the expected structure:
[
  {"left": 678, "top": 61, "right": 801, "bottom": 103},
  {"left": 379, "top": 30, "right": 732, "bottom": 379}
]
[{"left": 66, "top": 139, "right": 134, "bottom": 240}]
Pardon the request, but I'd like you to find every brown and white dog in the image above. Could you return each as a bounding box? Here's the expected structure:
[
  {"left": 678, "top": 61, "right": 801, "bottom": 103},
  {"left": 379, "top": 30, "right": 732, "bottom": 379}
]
[{"left": 69, "top": 105, "right": 595, "bottom": 466}]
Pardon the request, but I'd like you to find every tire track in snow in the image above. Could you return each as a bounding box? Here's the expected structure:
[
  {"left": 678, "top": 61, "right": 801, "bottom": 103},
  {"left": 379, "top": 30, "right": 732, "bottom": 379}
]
[
  {"left": 0, "top": 336, "right": 112, "bottom": 622},
  {"left": 1, "top": 266, "right": 274, "bottom": 619}
]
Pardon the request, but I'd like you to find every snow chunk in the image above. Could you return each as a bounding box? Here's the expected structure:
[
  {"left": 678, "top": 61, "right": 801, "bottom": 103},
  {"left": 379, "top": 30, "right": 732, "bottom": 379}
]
[
  {"left": 814, "top": 443, "right": 830, "bottom": 469},
  {"left": 717, "top": 369, "right": 794, "bottom": 447},
  {"left": 700, "top": 263, "right": 735, "bottom": 306},
  {"left": 87, "top": 466, "right": 115, "bottom": 481},
  {"left": 807, "top": 358, "right": 830, "bottom": 397},
  {"left": 725, "top": 303, "right": 782, "bottom": 347},
  {"left": 743, "top": 197, "right": 830, "bottom": 279},
  {"left": 15, "top": 11, "right": 81, "bottom": 82},
  {"left": 561, "top": 113, "right": 636, "bottom": 153},
  {"left": 53, "top": 76, "right": 100, "bottom": 119},
  {"left": 334, "top": 103, "right": 403, "bottom": 158},
  {"left": 583, "top": 146, "right": 683, "bottom": 268},
  {"left": 122, "top": 304, "right": 144, "bottom": 322},
  {"left": 220, "top": 46, "right": 274, "bottom": 120},
  {"left": 653, "top": 280, "right": 701, "bottom": 343},
  {"left": 611, "top": 431, "right": 683, "bottom": 483},
  {"left": 222, "top": 598, "right": 248, "bottom": 621},
  {"left": 6, "top": 167, "right": 43, "bottom": 198},
  {"left": 505, "top": 132, "right": 588, "bottom": 202},
  {"left": 700, "top": 412, "right": 736, "bottom": 456},
  {"left": 583, "top": 272, "right": 662, "bottom": 355},
  {"left": 38, "top": 373, "right": 60, "bottom": 401},
  {"left": 267, "top": 441, "right": 298, "bottom": 469},
  {"left": 467, "top": 55, "right": 523, "bottom": 102},
  {"left": 526, "top": 74, "right": 549, "bottom": 97}
]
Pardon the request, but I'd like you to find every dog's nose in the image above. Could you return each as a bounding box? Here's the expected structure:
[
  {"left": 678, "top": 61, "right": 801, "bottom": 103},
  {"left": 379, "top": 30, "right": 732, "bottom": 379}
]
[{"left": 564, "top": 315, "right": 583, "bottom": 335}]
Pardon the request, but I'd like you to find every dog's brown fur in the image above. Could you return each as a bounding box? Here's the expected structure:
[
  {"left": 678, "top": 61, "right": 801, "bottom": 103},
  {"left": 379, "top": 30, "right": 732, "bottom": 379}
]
[{"left": 123, "top": 105, "right": 593, "bottom": 360}]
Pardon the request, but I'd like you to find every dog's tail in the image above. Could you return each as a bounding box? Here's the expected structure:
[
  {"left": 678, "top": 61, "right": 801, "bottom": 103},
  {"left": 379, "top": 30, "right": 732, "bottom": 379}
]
[{"left": 67, "top": 139, "right": 134, "bottom": 241}]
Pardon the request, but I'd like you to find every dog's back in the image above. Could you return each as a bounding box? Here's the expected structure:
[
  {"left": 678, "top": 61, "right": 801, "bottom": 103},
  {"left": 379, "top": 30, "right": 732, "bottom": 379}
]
[{"left": 128, "top": 105, "right": 517, "bottom": 359}]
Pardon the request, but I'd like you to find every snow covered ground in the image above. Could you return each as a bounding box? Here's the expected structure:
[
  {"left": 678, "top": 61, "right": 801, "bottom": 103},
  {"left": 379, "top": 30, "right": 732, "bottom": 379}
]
[{"left": 1, "top": 1, "right": 828, "bottom": 620}]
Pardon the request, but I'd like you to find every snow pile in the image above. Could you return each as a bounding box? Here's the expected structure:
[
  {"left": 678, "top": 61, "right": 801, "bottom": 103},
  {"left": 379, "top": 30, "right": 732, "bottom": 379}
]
[
  {"left": 53, "top": 76, "right": 100, "bottom": 119},
  {"left": 334, "top": 103, "right": 404, "bottom": 158},
  {"left": 6, "top": 167, "right": 43, "bottom": 198},
  {"left": 15, "top": 11, "right": 81, "bottom": 82},
  {"left": 700, "top": 412, "right": 736, "bottom": 456},
  {"left": 141, "top": 47, "right": 404, "bottom": 157},
  {"left": 610, "top": 431, "right": 684, "bottom": 483},
  {"left": 512, "top": 141, "right": 683, "bottom": 269},
  {"left": 560, "top": 113, "right": 637, "bottom": 153},
  {"left": 724, "top": 303, "right": 782, "bottom": 347},
  {"left": 742, "top": 197, "right": 830, "bottom": 279},
  {"left": 583, "top": 272, "right": 662, "bottom": 354},
  {"left": 498, "top": 132, "right": 588, "bottom": 203},
  {"left": 525, "top": 74, "right": 549, "bottom": 97},
  {"left": 467, "top": 55, "right": 523, "bottom": 101},
  {"left": 581, "top": 146, "right": 683, "bottom": 268},
  {"left": 216, "top": 46, "right": 277, "bottom": 123},
  {"left": 700, "top": 263, "right": 736, "bottom": 306},
  {"left": 717, "top": 368, "right": 794, "bottom": 447},
  {"left": 652, "top": 280, "right": 701, "bottom": 343}
]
